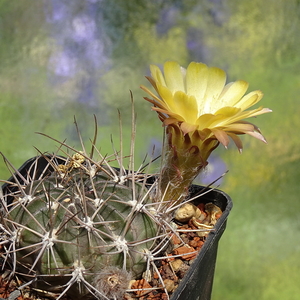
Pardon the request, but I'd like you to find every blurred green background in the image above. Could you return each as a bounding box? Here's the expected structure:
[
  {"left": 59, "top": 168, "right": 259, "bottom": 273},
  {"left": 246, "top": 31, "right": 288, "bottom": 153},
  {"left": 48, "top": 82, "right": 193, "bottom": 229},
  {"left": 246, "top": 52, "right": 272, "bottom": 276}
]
[{"left": 0, "top": 0, "right": 299, "bottom": 299}]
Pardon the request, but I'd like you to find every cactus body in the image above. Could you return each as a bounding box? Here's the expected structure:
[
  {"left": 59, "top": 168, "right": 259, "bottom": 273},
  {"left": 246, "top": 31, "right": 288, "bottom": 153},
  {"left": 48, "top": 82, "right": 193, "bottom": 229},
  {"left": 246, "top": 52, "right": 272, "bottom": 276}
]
[{"left": 1, "top": 156, "right": 161, "bottom": 298}]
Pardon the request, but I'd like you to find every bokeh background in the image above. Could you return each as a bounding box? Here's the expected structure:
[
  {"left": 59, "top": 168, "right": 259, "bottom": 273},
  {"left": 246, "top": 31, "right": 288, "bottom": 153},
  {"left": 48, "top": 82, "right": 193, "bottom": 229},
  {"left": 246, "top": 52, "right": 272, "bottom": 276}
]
[{"left": 1, "top": 1, "right": 299, "bottom": 299}]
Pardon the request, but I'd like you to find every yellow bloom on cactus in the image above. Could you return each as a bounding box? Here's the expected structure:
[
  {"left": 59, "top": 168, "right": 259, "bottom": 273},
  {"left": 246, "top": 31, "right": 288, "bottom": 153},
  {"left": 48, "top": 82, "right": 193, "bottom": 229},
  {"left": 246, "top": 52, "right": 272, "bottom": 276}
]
[
  {"left": 141, "top": 61, "right": 272, "bottom": 151},
  {"left": 141, "top": 61, "right": 271, "bottom": 205}
]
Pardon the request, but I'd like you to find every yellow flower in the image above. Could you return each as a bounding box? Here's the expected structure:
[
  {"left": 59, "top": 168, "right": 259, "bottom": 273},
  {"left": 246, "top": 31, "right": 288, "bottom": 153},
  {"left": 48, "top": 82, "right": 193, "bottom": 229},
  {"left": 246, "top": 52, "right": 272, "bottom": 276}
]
[{"left": 141, "top": 61, "right": 272, "bottom": 151}]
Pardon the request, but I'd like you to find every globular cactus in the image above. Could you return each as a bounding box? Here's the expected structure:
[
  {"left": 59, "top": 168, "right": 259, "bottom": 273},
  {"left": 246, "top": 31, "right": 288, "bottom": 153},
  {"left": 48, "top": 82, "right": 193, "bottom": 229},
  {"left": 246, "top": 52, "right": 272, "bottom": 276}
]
[{"left": 0, "top": 147, "right": 171, "bottom": 299}]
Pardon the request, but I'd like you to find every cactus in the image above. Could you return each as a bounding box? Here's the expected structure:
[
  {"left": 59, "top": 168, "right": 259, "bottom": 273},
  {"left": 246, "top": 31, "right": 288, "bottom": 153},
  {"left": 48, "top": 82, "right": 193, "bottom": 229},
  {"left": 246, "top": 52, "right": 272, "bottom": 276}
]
[
  {"left": 0, "top": 118, "right": 175, "bottom": 300},
  {"left": 2, "top": 158, "right": 155, "bottom": 296},
  {"left": 0, "top": 61, "right": 270, "bottom": 300}
]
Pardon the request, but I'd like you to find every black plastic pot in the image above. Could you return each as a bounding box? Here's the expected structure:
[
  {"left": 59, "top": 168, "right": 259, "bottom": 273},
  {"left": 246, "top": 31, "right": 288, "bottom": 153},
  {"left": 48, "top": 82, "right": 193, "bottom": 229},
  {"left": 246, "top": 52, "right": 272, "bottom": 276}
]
[
  {"left": 1, "top": 155, "right": 66, "bottom": 206},
  {"left": 1, "top": 155, "right": 232, "bottom": 300},
  {"left": 170, "top": 185, "right": 232, "bottom": 300}
]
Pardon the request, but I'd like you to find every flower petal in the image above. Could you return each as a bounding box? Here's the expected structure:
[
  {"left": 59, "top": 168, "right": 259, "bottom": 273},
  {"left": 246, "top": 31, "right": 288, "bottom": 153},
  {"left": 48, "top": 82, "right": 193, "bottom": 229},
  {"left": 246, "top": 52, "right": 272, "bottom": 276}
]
[
  {"left": 156, "top": 83, "right": 178, "bottom": 112},
  {"left": 173, "top": 91, "right": 198, "bottom": 122},
  {"left": 211, "top": 129, "right": 230, "bottom": 148},
  {"left": 196, "top": 113, "right": 228, "bottom": 129},
  {"left": 235, "top": 90, "right": 264, "bottom": 111},
  {"left": 227, "top": 133, "right": 243, "bottom": 152},
  {"left": 164, "top": 61, "right": 185, "bottom": 93},
  {"left": 245, "top": 130, "right": 267, "bottom": 143},
  {"left": 218, "top": 80, "right": 249, "bottom": 107},
  {"left": 153, "top": 107, "right": 184, "bottom": 122},
  {"left": 150, "top": 64, "right": 166, "bottom": 86},
  {"left": 180, "top": 122, "right": 198, "bottom": 135},
  {"left": 226, "top": 107, "right": 271, "bottom": 124},
  {"left": 163, "top": 118, "right": 179, "bottom": 126},
  {"left": 223, "top": 122, "right": 256, "bottom": 133},
  {"left": 140, "top": 86, "right": 167, "bottom": 109},
  {"left": 203, "top": 67, "right": 226, "bottom": 113},
  {"left": 214, "top": 106, "right": 242, "bottom": 117},
  {"left": 186, "top": 62, "right": 208, "bottom": 100}
]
